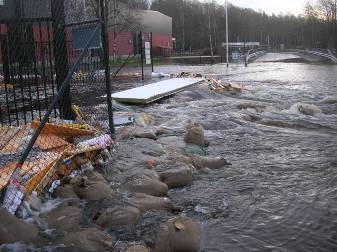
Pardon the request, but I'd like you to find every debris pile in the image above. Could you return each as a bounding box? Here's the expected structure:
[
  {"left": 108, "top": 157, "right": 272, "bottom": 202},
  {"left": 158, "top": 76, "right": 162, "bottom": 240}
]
[
  {"left": 176, "top": 72, "right": 203, "bottom": 78},
  {"left": 207, "top": 78, "right": 242, "bottom": 94},
  {"left": 0, "top": 117, "right": 115, "bottom": 215}
]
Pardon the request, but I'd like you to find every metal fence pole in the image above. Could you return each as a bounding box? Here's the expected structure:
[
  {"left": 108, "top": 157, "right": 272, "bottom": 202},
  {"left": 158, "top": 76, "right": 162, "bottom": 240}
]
[
  {"left": 51, "top": 0, "right": 73, "bottom": 120},
  {"left": 100, "top": 0, "right": 115, "bottom": 137},
  {"left": 140, "top": 31, "right": 144, "bottom": 81},
  {"left": 150, "top": 32, "right": 154, "bottom": 73}
]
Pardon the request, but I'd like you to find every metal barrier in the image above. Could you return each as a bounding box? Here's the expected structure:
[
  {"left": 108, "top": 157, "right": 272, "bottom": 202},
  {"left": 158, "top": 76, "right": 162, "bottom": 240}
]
[
  {"left": 306, "top": 49, "right": 337, "bottom": 63},
  {"left": 246, "top": 48, "right": 266, "bottom": 64}
]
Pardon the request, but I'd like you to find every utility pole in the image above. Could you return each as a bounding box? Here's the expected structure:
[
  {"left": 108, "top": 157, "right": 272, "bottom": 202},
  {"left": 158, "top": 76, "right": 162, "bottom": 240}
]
[
  {"left": 208, "top": 2, "right": 214, "bottom": 60},
  {"left": 181, "top": 0, "right": 185, "bottom": 53},
  {"left": 225, "top": 0, "right": 229, "bottom": 68},
  {"left": 267, "top": 35, "right": 270, "bottom": 49},
  {"left": 301, "top": 20, "right": 304, "bottom": 48},
  {"left": 244, "top": 37, "right": 247, "bottom": 67},
  {"left": 334, "top": 0, "right": 337, "bottom": 50}
]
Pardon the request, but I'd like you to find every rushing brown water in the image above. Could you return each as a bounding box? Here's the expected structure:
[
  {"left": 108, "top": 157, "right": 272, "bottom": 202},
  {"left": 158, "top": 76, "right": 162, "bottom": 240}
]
[{"left": 145, "top": 56, "right": 337, "bottom": 251}]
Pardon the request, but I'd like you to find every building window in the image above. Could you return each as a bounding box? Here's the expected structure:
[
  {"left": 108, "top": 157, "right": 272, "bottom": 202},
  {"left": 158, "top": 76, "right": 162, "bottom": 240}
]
[{"left": 0, "top": 0, "right": 4, "bottom": 5}]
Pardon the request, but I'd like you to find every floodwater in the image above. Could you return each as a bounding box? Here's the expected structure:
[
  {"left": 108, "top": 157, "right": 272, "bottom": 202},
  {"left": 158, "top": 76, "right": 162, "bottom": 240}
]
[
  {"left": 2, "top": 53, "right": 336, "bottom": 252},
  {"left": 146, "top": 55, "right": 337, "bottom": 251}
]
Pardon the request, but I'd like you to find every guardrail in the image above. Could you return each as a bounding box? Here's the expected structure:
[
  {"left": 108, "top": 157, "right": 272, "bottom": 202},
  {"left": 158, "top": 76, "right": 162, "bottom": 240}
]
[
  {"left": 305, "top": 49, "right": 337, "bottom": 63},
  {"left": 246, "top": 48, "right": 266, "bottom": 64}
]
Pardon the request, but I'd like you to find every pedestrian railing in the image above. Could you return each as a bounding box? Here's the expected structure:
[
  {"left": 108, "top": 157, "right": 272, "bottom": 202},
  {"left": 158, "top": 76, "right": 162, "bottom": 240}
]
[
  {"left": 306, "top": 48, "right": 337, "bottom": 63},
  {"left": 246, "top": 48, "right": 266, "bottom": 63}
]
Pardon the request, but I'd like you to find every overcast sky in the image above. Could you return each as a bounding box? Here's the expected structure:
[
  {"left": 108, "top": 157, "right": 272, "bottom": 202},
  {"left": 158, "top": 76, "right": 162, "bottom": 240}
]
[{"left": 216, "top": 0, "right": 306, "bottom": 16}]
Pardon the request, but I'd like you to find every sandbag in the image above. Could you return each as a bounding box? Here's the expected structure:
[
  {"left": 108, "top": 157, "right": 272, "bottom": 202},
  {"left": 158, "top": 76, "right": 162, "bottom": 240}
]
[
  {"left": 154, "top": 217, "right": 200, "bottom": 252},
  {"left": 191, "top": 156, "right": 228, "bottom": 169},
  {"left": 40, "top": 204, "right": 81, "bottom": 232},
  {"left": 87, "top": 171, "right": 109, "bottom": 184},
  {"left": 159, "top": 166, "right": 193, "bottom": 188},
  {"left": 74, "top": 178, "right": 113, "bottom": 201},
  {"left": 55, "top": 184, "right": 80, "bottom": 200},
  {"left": 93, "top": 206, "right": 141, "bottom": 229},
  {"left": 135, "top": 113, "right": 155, "bottom": 127},
  {"left": 184, "top": 122, "right": 208, "bottom": 147},
  {"left": 171, "top": 154, "right": 228, "bottom": 170},
  {"left": 0, "top": 208, "right": 38, "bottom": 244},
  {"left": 124, "top": 174, "right": 168, "bottom": 196},
  {"left": 64, "top": 228, "right": 115, "bottom": 252},
  {"left": 125, "top": 245, "right": 150, "bottom": 252},
  {"left": 134, "top": 128, "right": 157, "bottom": 140},
  {"left": 128, "top": 193, "right": 175, "bottom": 212},
  {"left": 120, "top": 127, "right": 157, "bottom": 140}
]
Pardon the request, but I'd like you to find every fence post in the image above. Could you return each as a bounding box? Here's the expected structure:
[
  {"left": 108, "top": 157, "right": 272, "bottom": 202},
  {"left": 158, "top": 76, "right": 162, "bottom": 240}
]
[
  {"left": 150, "top": 32, "right": 154, "bottom": 73},
  {"left": 100, "top": 0, "right": 115, "bottom": 137},
  {"left": 139, "top": 31, "right": 144, "bottom": 80},
  {"left": 51, "top": 0, "right": 73, "bottom": 120}
]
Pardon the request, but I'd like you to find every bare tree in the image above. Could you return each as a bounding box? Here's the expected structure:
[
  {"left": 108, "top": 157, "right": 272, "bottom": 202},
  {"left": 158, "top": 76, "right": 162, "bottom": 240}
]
[{"left": 66, "top": 0, "right": 143, "bottom": 32}]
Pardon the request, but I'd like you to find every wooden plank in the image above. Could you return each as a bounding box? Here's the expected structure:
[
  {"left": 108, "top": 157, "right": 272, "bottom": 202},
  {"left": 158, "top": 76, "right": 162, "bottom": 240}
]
[
  {"left": 31, "top": 121, "right": 96, "bottom": 137},
  {"left": 0, "top": 163, "right": 16, "bottom": 191},
  {"left": 25, "top": 160, "right": 57, "bottom": 195},
  {"left": 35, "top": 134, "right": 70, "bottom": 151},
  {"left": 111, "top": 78, "right": 204, "bottom": 104},
  {"left": 0, "top": 127, "right": 21, "bottom": 150},
  {"left": 0, "top": 125, "right": 31, "bottom": 154}
]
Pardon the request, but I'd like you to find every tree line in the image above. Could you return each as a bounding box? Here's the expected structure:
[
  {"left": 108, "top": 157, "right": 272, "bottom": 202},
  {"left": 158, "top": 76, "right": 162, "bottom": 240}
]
[{"left": 148, "top": 0, "right": 337, "bottom": 52}]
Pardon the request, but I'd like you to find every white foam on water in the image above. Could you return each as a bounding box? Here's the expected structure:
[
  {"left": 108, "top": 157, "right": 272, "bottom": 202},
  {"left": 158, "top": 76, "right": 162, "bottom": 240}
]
[{"left": 289, "top": 103, "right": 322, "bottom": 116}]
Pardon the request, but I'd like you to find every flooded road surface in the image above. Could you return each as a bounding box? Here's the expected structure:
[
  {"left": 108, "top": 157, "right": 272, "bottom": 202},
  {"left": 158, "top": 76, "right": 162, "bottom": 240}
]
[{"left": 147, "top": 56, "right": 337, "bottom": 251}]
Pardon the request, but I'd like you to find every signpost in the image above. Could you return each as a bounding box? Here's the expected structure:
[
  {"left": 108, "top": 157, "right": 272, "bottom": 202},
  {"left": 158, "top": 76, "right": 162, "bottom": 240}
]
[
  {"left": 225, "top": 0, "right": 229, "bottom": 68},
  {"left": 145, "top": 41, "right": 151, "bottom": 65}
]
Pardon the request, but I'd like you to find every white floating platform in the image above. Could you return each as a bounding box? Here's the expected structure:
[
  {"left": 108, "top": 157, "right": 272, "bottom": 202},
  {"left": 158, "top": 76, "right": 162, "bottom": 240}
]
[{"left": 111, "top": 78, "right": 204, "bottom": 104}]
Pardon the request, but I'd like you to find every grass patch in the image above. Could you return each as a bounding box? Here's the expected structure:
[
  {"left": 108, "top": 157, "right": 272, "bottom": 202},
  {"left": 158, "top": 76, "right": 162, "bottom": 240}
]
[{"left": 109, "top": 58, "right": 170, "bottom": 68}]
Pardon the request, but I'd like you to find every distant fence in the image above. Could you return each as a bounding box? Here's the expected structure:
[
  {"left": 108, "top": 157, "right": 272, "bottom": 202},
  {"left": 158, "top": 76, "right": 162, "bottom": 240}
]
[{"left": 166, "top": 55, "right": 224, "bottom": 65}]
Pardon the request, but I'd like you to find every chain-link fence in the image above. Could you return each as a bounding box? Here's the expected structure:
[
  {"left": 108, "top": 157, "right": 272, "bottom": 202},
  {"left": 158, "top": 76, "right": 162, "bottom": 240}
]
[{"left": 0, "top": 0, "right": 143, "bottom": 215}]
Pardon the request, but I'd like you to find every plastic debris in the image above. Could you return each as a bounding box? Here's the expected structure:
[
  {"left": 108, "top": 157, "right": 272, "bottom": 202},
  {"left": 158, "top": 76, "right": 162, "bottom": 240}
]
[
  {"left": 151, "top": 72, "right": 171, "bottom": 78},
  {"left": 77, "top": 134, "right": 114, "bottom": 149},
  {"left": 72, "top": 104, "right": 87, "bottom": 121},
  {"left": 48, "top": 180, "right": 61, "bottom": 194},
  {"left": 3, "top": 179, "right": 25, "bottom": 215},
  {"left": 176, "top": 72, "right": 203, "bottom": 78},
  {"left": 147, "top": 160, "right": 157, "bottom": 169},
  {"left": 114, "top": 112, "right": 135, "bottom": 126}
]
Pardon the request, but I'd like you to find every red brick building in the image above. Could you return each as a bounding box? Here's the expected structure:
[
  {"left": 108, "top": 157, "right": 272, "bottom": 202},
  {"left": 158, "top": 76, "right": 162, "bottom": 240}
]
[{"left": 0, "top": 5, "right": 173, "bottom": 65}]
